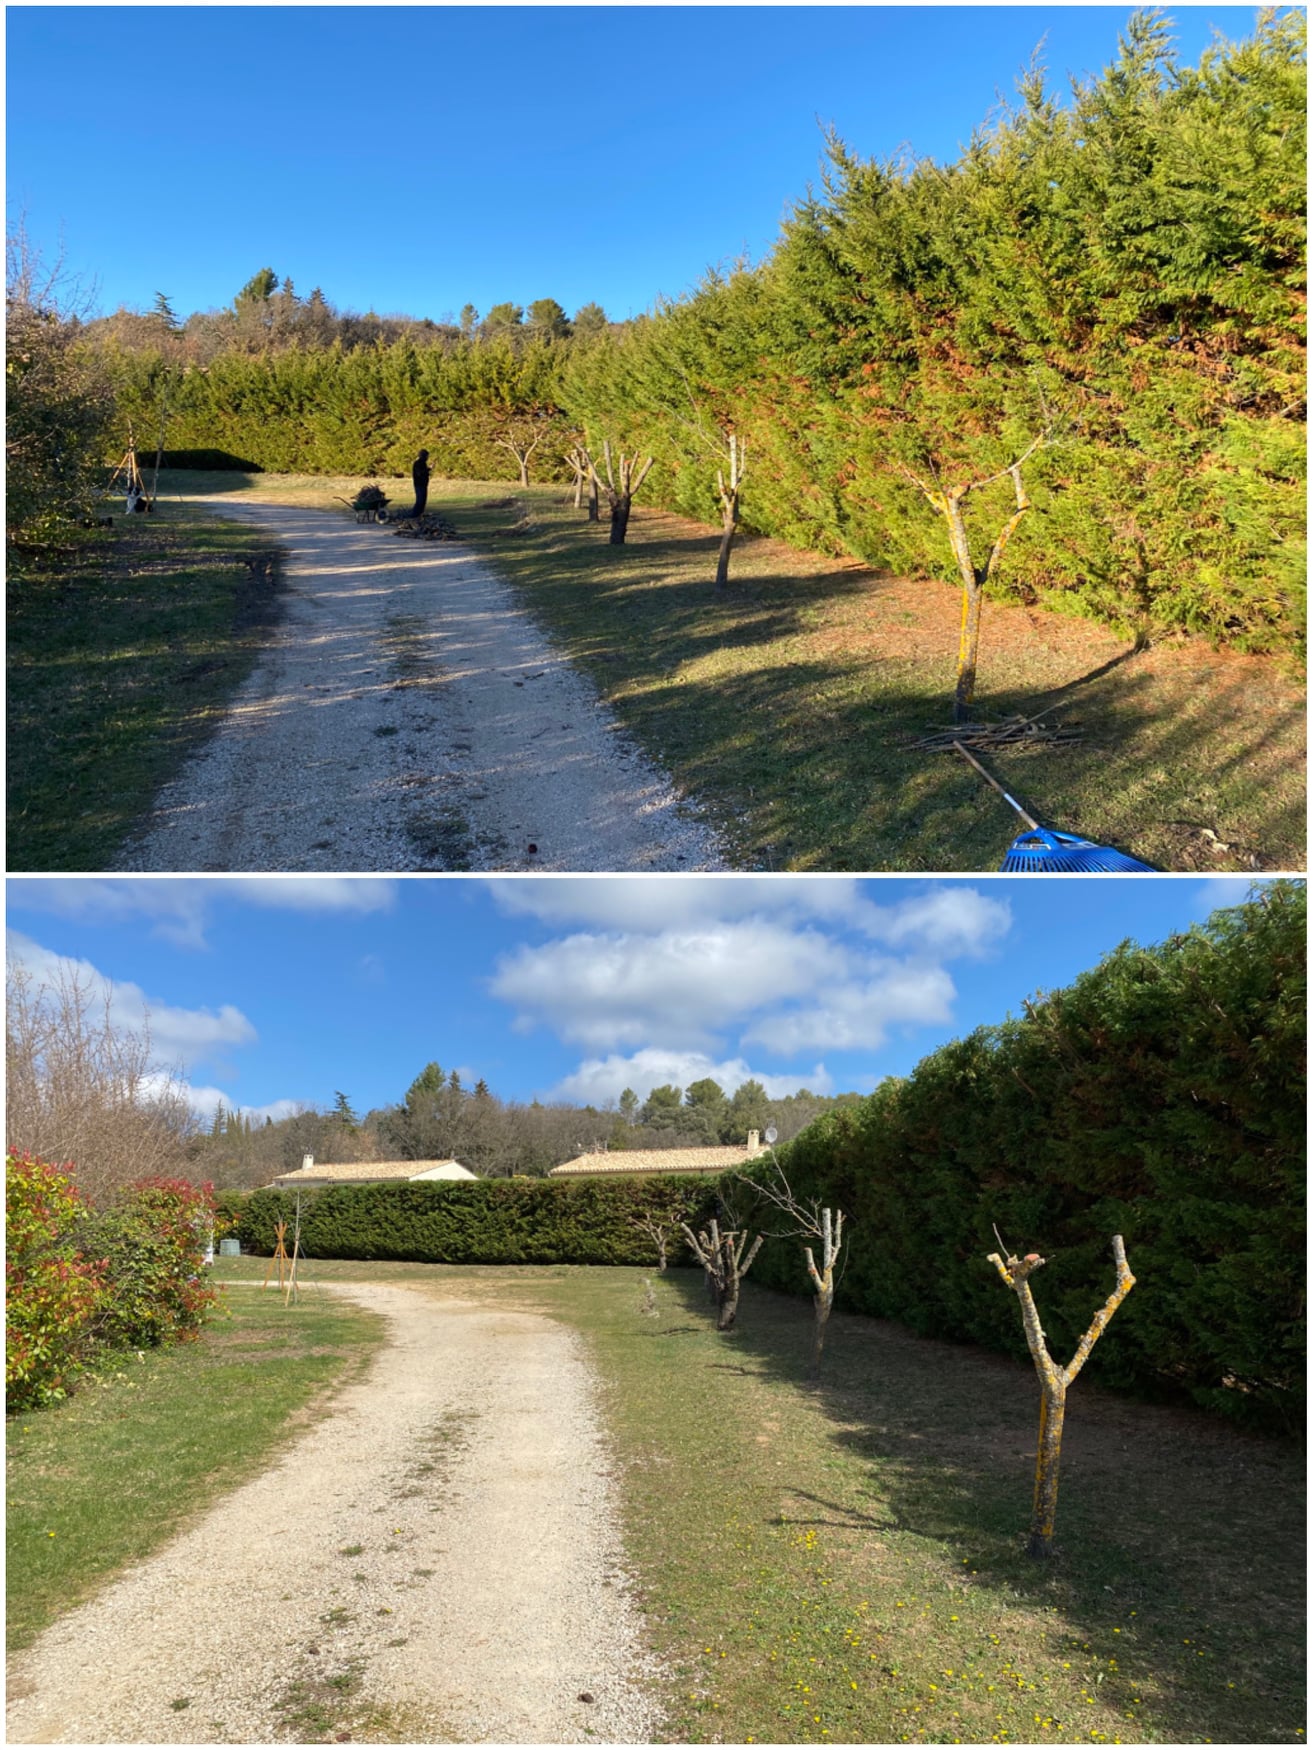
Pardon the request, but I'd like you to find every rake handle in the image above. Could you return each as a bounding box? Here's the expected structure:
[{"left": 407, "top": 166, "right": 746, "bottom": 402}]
[{"left": 953, "top": 740, "right": 1040, "bottom": 832}]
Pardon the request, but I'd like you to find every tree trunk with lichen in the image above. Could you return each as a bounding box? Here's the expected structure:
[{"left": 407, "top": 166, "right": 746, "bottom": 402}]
[
  {"left": 805, "top": 1206, "right": 844, "bottom": 1378},
  {"left": 987, "top": 1235, "right": 1135, "bottom": 1557},
  {"left": 591, "top": 441, "right": 654, "bottom": 547},
  {"left": 899, "top": 442, "right": 1042, "bottom": 724},
  {"left": 714, "top": 433, "right": 746, "bottom": 594},
  {"left": 680, "top": 1216, "right": 764, "bottom": 1333}
]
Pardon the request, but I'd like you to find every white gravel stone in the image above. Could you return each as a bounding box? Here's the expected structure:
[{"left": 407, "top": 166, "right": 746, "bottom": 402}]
[
  {"left": 5, "top": 1283, "right": 669, "bottom": 1745},
  {"left": 110, "top": 501, "right": 728, "bottom": 872}
]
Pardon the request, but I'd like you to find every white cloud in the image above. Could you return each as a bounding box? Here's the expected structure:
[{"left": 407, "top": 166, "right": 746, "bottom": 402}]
[
  {"left": 744, "top": 962, "right": 957, "bottom": 1054},
  {"left": 549, "top": 1049, "right": 833, "bottom": 1108},
  {"left": 486, "top": 875, "right": 871, "bottom": 933},
  {"left": 486, "top": 876, "right": 1010, "bottom": 959},
  {"left": 142, "top": 1076, "right": 303, "bottom": 1127},
  {"left": 7, "top": 932, "right": 256, "bottom": 1064},
  {"left": 862, "top": 887, "right": 1011, "bottom": 959},
  {"left": 490, "top": 921, "right": 850, "bottom": 1050},
  {"left": 6, "top": 877, "right": 396, "bottom": 948}
]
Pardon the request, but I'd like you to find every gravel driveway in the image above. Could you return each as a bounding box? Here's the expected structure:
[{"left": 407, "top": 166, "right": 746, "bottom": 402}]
[
  {"left": 5, "top": 1284, "right": 666, "bottom": 1745},
  {"left": 112, "top": 501, "right": 727, "bottom": 872}
]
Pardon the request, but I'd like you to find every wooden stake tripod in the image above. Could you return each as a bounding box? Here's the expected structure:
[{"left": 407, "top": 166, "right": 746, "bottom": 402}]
[
  {"left": 262, "top": 1220, "right": 293, "bottom": 1290},
  {"left": 108, "top": 443, "right": 151, "bottom": 512},
  {"left": 262, "top": 1195, "right": 313, "bottom": 1304}
]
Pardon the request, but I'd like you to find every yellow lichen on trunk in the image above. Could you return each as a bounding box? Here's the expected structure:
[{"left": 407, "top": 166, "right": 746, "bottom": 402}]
[{"left": 988, "top": 1236, "right": 1135, "bottom": 1557}]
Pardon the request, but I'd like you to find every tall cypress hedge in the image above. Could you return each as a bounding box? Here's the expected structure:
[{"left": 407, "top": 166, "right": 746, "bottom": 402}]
[
  {"left": 238, "top": 1174, "right": 719, "bottom": 1267},
  {"left": 95, "top": 16, "right": 1303, "bottom": 656},
  {"left": 559, "top": 13, "right": 1305, "bottom": 656},
  {"left": 746, "top": 883, "right": 1305, "bottom": 1433},
  {"left": 231, "top": 888, "right": 1301, "bottom": 1435}
]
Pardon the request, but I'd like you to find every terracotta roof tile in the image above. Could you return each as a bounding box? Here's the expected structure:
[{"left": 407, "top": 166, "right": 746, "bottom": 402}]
[
  {"left": 549, "top": 1145, "right": 764, "bottom": 1178},
  {"left": 268, "top": 1160, "right": 470, "bottom": 1186}
]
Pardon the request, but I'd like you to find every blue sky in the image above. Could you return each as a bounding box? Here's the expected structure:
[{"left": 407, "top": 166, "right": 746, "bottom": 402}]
[
  {"left": 5, "top": 875, "right": 1270, "bottom": 1125},
  {"left": 7, "top": 5, "right": 1270, "bottom": 324}
]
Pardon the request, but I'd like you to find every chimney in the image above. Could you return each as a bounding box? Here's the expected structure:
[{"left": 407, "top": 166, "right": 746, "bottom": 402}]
[
  {"left": 747, "top": 1130, "right": 760, "bottom": 1153},
  {"left": 302, "top": 1154, "right": 314, "bottom": 1172}
]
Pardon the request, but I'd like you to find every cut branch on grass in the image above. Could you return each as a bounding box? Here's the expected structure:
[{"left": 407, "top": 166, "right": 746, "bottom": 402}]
[
  {"left": 680, "top": 1213, "right": 764, "bottom": 1332},
  {"left": 987, "top": 1233, "right": 1136, "bottom": 1558},
  {"left": 591, "top": 440, "right": 655, "bottom": 545}
]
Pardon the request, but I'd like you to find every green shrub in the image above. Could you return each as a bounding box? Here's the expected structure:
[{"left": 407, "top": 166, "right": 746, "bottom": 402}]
[
  {"left": 76, "top": 1178, "right": 219, "bottom": 1352},
  {"left": 748, "top": 884, "right": 1306, "bottom": 1433},
  {"left": 239, "top": 1175, "right": 719, "bottom": 1267},
  {"left": 211, "top": 1188, "right": 249, "bottom": 1245},
  {"left": 5, "top": 1153, "right": 106, "bottom": 1412}
]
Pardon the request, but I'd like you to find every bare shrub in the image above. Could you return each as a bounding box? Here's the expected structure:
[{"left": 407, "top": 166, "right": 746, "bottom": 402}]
[
  {"left": 6, "top": 219, "right": 116, "bottom": 551},
  {"left": 5, "top": 962, "right": 196, "bottom": 1206}
]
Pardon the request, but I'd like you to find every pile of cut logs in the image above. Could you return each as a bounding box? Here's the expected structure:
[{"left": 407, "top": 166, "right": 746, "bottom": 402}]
[{"left": 392, "top": 514, "right": 459, "bottom": 542}]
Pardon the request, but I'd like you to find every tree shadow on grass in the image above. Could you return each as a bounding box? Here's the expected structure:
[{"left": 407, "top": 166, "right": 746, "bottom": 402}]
[
  {"left": 662, "top": 1270, "right": 1305, "bottom": 1745},
  {"left": 480, "top": 509, "right": 1306, "bottom": 872}
]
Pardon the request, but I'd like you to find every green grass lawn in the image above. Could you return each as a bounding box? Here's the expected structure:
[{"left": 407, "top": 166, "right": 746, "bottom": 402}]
[
  {"left": 6, "top": 497, "right": 287, "bottom": 870},
  {"left": 205, "top": 1258, "right": 1308, "bottom": 1745},
  {"left": 5, "top": 1285, "right": 385, "bottom": 1652},
  {"left": 140, "top": 469, "right": 1306, "bottom": 873},
  {"left": 9, "top": 468, "right": 1304, "bottom": 871}
]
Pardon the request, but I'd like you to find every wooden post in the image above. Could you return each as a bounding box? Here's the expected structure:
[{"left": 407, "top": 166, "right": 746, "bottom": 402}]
[
  {"left": 262, "top": 1220, "right": 289, "bottom": 1291},
  {"left": 987, "top": 1234, "right": 1136, "bottom": 1557},
  {"left": 285, "top": 1193, "right": 303, "bottom": 1306}
]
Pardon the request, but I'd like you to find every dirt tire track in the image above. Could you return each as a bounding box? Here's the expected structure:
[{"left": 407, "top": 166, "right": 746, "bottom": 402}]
[{"left": 5, "top": 1284, "right": 666, "bottom": 1745}]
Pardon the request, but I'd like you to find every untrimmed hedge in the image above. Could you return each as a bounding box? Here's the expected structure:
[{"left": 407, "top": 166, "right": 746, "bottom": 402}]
[
  {"left": 239, "top": 1174, "right": 719, "bottom": 1267},
  {"left": 746, "top": 883, "right": 1305, "bottom": 1433}
]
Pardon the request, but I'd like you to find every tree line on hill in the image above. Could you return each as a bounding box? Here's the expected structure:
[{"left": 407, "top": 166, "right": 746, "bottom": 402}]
[
  {"left": 3, "top": 961, "right": 851, "bottom": 1197},
  {"left": 7, "top": 11, "right": 1304, "bottom": 654},
  {"left": 193, "top": 1066, "right": 853, "bottom": 1189}
]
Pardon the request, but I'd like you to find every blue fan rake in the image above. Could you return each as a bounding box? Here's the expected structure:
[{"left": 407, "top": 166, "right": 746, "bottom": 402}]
[{"left": 953, "top": 741, "right": 1156, "bottom": 873}]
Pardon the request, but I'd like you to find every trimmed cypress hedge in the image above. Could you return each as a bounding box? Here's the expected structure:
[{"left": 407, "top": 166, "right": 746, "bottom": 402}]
[
  {"left": 745, "top": 884, "right": 1305, "bottom": 1434},
  {"left": 238, "top": 1174, "right": 719, "bottom": 1267}
]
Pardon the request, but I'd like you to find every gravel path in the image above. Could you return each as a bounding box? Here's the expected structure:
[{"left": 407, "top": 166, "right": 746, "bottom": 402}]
[
  {"left": 112, "top": 501, "right": 727, "bottom": 872},
  {"left": 5, "top": 1284, "right": 667, "bottom": 1746}
]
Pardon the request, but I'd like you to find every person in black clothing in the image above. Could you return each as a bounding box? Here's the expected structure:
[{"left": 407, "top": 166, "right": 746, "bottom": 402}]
[{"left": 411, "top": 449, "right": 431, "bottom": 519}]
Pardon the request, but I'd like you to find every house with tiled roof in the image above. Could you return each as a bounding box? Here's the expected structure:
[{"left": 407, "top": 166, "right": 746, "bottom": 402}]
[
  {"left": 267, "top": 1155, "right": 476, "bottom": 1189},
  {"left": 549, "top": 1130, "right": 767, "bottom": 1179}
]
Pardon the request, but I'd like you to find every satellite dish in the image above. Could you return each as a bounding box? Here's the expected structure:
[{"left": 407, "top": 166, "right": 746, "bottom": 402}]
[{"left": 764, "top": 1126, "right": 778, "bottom": 1144}]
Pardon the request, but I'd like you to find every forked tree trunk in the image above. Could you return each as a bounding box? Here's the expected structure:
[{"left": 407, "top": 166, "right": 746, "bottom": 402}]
[
  {"left": 987, "top": 1234, "right": 1136, "bottom": 1557},
  {"left": 566, "top": 446, "right": 593, "bottom": 512},
  {"left": 627, "top": 1212, "right": 674, "bottom": 1271},
  {"left": 714, "top": 433, "right": 747, "bottom": 593},
  {"left": 495, "top": 432, "right": 543, "bottom": 489},
  {"left": 804, "top": 1205, "right": 844, "bottom": 1377},
  {"left": 713, "top": 433, "right": 747, "bottom": 593},
  {"left": 899, "top": 436, "right": 1044, "bottom": 724},
  {"left": 592, "top": 440, "right": 654, "bottom": 547},
  {"left": 680, "top": 1216, "right": 764, "bottom": 1332}
]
